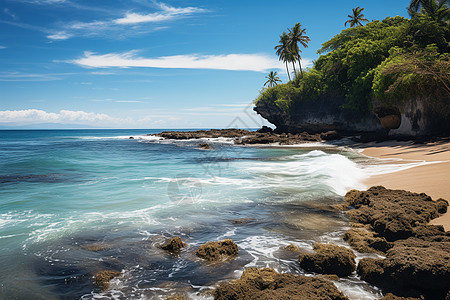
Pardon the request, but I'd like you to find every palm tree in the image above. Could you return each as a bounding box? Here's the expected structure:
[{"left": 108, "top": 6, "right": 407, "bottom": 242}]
[
  {"left": 408, "top": 0, "right": 449, "bottom": 22},
  {"left": 264, "top": 71, "right": 282, "bottom": 88},
  {"left": 288, "top": 22, "right": 311, "bottom": 77},
  {"left": 275, "top": 32, "right": 295, "bottom": 81},
  {"left": 345, "top": 6, "right": 369, "bottom": 27}
]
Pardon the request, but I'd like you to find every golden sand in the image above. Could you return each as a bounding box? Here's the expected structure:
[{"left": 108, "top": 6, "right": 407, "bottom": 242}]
[{"left": 359, "top": 139, "right": 450, "bottom": 230}]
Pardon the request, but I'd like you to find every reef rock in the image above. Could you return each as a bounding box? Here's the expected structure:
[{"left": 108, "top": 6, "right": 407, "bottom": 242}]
[
  {"left": 343, "top": 226, "right": 393, "bottom": 254},
  {"left": 344, "top": 186, "right": 448, "bottom": 241},
  {"left": 214, "top": 267, "right": 348, "bottom": 300},
  {"left": 160, "top": 237, "right": 186, "bottom": 253},
  {"left": 357, "top": 236, "right": 450, "bottom": 299},
  {"left": 195, "top": 239, "right": 238, "bottom": 262},
  {"left": 94, "top": 270, "right": 121, "bottom": 290},
  {"left": 298, "top": 243, "right": 356, "bottom": 277}
]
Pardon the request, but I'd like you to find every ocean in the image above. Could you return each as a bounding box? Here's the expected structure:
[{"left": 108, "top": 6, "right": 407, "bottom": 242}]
[{"left": 0, "top": 129, "right": 427, "bottom": 299}]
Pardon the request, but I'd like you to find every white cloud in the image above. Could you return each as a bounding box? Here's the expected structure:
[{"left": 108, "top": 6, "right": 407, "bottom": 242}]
[
  {"left": 71, "top": 51, "right": 299, "bottom": 72},
  {"left": 47, "top": 31, "right": 72, "bottom": 40},
  {"left": 0, "top": 109, "right": 118, "bottom": 125},
  {"left": 0, "top": 46, "right": 6, "bottom": 49},
  {"left": 42, "top": 2, "right": 207, "bottom": 40},
  {"left": 114, "top": 3, "right": 207, "bottom": 25}
]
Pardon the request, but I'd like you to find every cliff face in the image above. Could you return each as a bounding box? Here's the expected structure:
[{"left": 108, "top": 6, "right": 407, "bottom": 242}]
[
  {"left": 254, "top": 96, "right": 382, "bottom": 134},
  {"left": 389, "top": 97, "right": 450, "bottom": 136},
  {"left": 254, "top": 96, "right": 450, "bottom": 137}
]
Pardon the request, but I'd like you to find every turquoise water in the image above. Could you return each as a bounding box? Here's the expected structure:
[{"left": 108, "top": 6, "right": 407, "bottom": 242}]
[{"left": 0, "top": 130, "right": 394, "bottom": 299}]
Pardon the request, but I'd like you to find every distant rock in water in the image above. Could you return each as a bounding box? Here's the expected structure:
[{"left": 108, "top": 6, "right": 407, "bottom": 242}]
[
  {"left": 159, "top": 237, "right": 186, "bottom": 253},
  {"left": 81, "top": 242, "right": 112, "bottom": 252},
  {"left": 283, "top": 243, "right": 300, "bottom": 252},
  {"left": 198, "top": 143, "right": 211, "bottom": 150},
  {"left": 256, "top": 126, "right": 273, "bottom": 133},
  {"left": 94, "top": 270, "right": 121, "bottom": 290},
  {"left": 195, "top": 239, "right": 238, "bottom": 261},
  {"left": 298, "top": 243, "right": 356, "bottom": 277},
  {"left": 153, "top": 128, "right": 342, "bottom": 145},
  {"left": 213, "top": 267, "right": 349, "bottom": 300},
  {"left": 228, "top": 218, "right": 254, "bottom": 225}
]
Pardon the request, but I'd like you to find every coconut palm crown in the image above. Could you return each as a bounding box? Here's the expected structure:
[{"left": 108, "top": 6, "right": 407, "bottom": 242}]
[
  {"left": 408, "top": 0, "right": 449, "bottom": 22},
  {"left": 288, "top": 22, "right": 311, "bottom": 77},
  {"left": 275, "top": 32, "right": 295, "bottom": 81},
  {"left": 264, "top": 71, "right": 282, "bottom": 88},
  {"left": 345, "top": 6, "right": 369, "bottom": 27}
]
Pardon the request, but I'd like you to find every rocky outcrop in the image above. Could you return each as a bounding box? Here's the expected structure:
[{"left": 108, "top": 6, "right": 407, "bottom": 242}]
[
  {"left": 298, "top": 243, "right": 356, "bottom": 277},
  {"left": 341, "top": 186, "right": 450, "bottom": 299},
  {"left": 344, "top": 186, "right": 448, "bottom": 241},
  {"left": 357, "top": 236, "right": 450, "bottom": 299},
  {"left": 254, "top": 96, "right": 382, "bottom": 134},
  {"left": 154, "top": 129, "right": 342, "bottom": 145},
  {"left": 195, "top": 239, "right": 238, "bottom": 262},
  {"left": 159, "top": 237, "right": 186, "bottom": 253},
  {"left": 213, "top": 267, "right": 349, "bottom": 300},
  {"left": 254, "top": 96, "right": 450, "bottom": 137},
  {"left": 94, "top": 270, "right": 121, "bottom": 290}
]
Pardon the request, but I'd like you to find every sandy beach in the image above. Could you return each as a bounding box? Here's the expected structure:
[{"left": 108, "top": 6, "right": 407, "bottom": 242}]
[{"left": 360, "top": 139, "right": 450, "bottom": 230}]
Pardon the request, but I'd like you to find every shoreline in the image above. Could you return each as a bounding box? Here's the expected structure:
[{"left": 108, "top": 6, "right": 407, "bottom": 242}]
[{"left": 357, "top": 139, "right": 450, "bottom": 231}]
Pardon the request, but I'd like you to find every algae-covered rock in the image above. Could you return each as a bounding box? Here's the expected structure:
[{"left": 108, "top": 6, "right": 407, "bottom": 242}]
[
  {"left": 298, "top": 243, "right": 356, "bottom": 277},
  {"left": 343, "top": 227, "right": 393, "bottom": 254},
  {"left": 381, "top": 293, "right": 424, "bottom": 300},
  {"left": 81, "top": 242, "right": 112, "bottom": 252},
  {"left": 195, "top": 239, "right": 238, "bottom": 261},
  {"left": 344, "top": 186, "right": 448, "bottom": 241},
  {"left": 213, "top": 267, "right": 348, "bottom": 300},
  {"left": 284, "top": 243, "right": 300, "bottom": 252},
  {"left": 94, "top": 270, "right": 121, "bottom": 290},
  {"left": 357, "top": 236, "right": 450, "bottom": 299},
  {"left": 160, "top": 237, "right": 186, "bottom": 253}
]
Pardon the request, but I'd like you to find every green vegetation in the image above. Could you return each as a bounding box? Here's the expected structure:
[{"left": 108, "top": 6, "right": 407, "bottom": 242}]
[
  {"left": 256, "top": 1, "right": 449, "bottom": 120},
  {"left": 345, "top": 6, "right": 369, "bottom": 28}
]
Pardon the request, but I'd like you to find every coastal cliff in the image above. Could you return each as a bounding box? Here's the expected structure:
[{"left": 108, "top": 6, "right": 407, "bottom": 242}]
[{"left": 254, "top": 16, "right": 449, "bottom": 137}]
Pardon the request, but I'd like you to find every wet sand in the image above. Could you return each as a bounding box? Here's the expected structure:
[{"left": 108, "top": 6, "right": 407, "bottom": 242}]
[{"left": 359, "top": 139, "right": 450, "bottom": 230}]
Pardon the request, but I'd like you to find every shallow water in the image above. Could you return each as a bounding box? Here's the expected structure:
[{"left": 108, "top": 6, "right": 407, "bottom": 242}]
[{"left": 0, "top": 130, "right": 423, "bottom": 299}]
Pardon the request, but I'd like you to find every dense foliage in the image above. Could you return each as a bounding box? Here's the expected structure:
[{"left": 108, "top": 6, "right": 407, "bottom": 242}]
[{"left": 256, "top": 15, "right": 450, "bottom": 117}]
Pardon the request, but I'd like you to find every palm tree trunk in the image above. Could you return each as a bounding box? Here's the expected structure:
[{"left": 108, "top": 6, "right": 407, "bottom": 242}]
[
  {"left": 285, "top": 62, "right": 291, "bottom": 81},
  {"left": 298, "top": 57, "right": 303, "bottom": 78},
  {"left": 292, "top": 62, "right": 297, "bottom": 77}
]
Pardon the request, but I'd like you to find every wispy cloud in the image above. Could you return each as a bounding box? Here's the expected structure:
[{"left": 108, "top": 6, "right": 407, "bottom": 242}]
[
  {"left": 0, "top": 72, "right": 73, "bottom": 81},
  {"left": 71, "top": 50, "right": 294, "bottom": 72},
  {"left": 47, "top": 2, "right": 207, "bottom": 40},
  {"left": 47, "top": 31, "right": 71, "bottom": 40},
  {"left": 0, "top": 46, "right": 6, "bottom": 50},
  {"left": 114, "top": 2, "right": 207, "bottom": 25}
]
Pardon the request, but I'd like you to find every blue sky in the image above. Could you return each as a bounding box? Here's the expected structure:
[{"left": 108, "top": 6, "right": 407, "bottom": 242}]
[{"left": 0, "top": 0, "right": 411, "bottom": 129}]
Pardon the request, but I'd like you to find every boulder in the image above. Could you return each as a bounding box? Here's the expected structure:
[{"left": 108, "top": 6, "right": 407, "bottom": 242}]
[
  {"left": 256, "top": 126, "right": 273, "bottom": 133},
  {"left": 213, "top": 267, "right": 349, "bottom": 300},
  {"left": 94, "top": 270, "right": 121, "bottom": 290},
  {"left": 195, "top": 239, "right": 238, "bottom": 261},
  {"left": 357, "top": 236, "right": 450, "bottom": 299},
  {"left": 160, "top": 237, "right": 186, "bottom": 253},
  {"left": 298, "top": 243, "right": 356, "bottom": 277},
  {"left": 284, "top": 243, "right": 300, "bottom": 252},
  {"left": 344, "top": 186, "right": 448, "bottom": 241}
]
